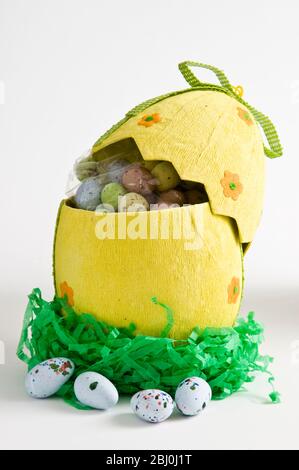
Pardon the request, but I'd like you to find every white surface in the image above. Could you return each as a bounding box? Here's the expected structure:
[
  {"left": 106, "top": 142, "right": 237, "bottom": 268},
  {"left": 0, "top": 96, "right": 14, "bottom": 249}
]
[
  {"left": 1, "top": 288, "right": 299, "bottom": 450},
  {"left": 0, "top": 0, "right": 298, "bottom": 450}
]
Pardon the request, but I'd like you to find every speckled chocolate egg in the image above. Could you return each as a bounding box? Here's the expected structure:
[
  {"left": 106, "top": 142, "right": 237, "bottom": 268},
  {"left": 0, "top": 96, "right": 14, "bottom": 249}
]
[
  {"left": 74, "top": 372, "right": 119, "bottom": 410},
  {"left": 101, "top": 182, "right": 127, "bottom": 210},
  {"left": 25, "top": 358, "right": 74, "bottom": 398},
  {"left": 158, "top": 189, "right": 186, "bottom": 206},
  {"left": 154, "top": 202, "right": 173, "bottom": 210},
  {"left": 75, "top": 159, "right": 100, "bottom": 181},
  {"left": 175, "top": 377, "right": 212, "bottom": 416},
  {"left": 107, "top": 159, "right": 130, "bottom": 183},
  {"left": 131, "top": 389, "right": 174, "bottom": 423},
  {"left": 74, "top": 177, "right": 103, "bottom": 211},
  {"left": 95, "top": 203, "right": 115, "bottom": 213},
  {"left": 151, "top": 162, "right": 180, "bottom": 191},
  {"left": 144, "top": 191, "right": 159, "bottom": 206},
  {"left": 140, "top": 160, "right": 159, "bottom": 171},
  {"left": 121, "top": 164, "right": 157, "bottom": 195},
  {"left": 119, "top": 192, "right": 149, "bottom": 212}
]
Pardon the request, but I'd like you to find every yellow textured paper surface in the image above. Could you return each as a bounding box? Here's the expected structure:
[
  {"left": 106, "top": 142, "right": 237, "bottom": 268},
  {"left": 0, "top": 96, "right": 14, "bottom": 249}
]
[
  {"left": 93, "top": 90, "right": 265, "bottom": 243},
  {"left": 54, "top": 201, "right": 243, "bottom": 339}
]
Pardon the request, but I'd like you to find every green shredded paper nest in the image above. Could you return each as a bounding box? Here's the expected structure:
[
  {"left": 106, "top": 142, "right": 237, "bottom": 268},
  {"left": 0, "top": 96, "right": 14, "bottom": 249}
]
[{"left": 17, "top": 289, "right": 280, "bottom": 409}]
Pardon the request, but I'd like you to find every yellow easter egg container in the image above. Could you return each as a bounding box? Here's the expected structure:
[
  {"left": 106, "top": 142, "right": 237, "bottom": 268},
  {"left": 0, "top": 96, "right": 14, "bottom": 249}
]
[{"left": 53, "top": 62, "right": 283, "bottom": 340}]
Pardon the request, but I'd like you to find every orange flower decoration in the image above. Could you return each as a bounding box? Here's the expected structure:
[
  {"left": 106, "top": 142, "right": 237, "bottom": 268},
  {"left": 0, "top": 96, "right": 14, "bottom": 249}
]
[
  {"left": 237, "top": 107, "right": 253, "bottom": 126},
  {"left": 227, "top": 277, "right": 240, "bottom": 304},
  {"left": 221, "top": 171, "right": 243, "bottom": 201},
  {"left": 60, "top": 281, "right": 74, "bottom": 306},
  {"left": 138, "top": 113, "right": 161, "bottom": 127}
]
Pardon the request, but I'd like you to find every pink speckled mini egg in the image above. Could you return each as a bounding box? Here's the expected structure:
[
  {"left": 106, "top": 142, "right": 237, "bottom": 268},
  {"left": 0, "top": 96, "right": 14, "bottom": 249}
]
[{"left": 131, "top": 389, "right": 174, "bottom": 423}]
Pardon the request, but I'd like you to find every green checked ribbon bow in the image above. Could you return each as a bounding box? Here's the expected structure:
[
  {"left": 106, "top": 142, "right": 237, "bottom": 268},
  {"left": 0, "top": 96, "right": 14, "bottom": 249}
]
[
  {"left": 94, "top": 61, "right": 283, "bottom": 159},
  {"left": 178, "top": 61, "right": 283, "bottom": 159}
]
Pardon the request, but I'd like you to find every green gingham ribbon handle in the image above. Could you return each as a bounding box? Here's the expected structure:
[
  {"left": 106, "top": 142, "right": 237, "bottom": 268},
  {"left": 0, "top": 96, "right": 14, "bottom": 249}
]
[{"left": 178, "top": 61, "right": 283, "bottom": 159}]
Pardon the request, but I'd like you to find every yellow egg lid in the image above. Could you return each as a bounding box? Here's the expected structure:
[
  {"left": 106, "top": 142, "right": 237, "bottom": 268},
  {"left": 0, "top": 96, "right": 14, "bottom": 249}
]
[{"left": 91, "top": 62, "right": 283, "bottom": 243}]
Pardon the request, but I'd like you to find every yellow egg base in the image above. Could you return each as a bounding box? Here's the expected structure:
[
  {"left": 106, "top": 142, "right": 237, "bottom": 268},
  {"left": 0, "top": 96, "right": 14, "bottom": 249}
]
[{"left": 53, "top": 201, "right": 243, "bottom": 339}]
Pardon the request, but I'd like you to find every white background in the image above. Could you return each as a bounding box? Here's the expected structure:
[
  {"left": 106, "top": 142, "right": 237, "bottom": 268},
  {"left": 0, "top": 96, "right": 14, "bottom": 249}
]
[{"left": 0, "top": 0, "right": 298, "bottom": 450}]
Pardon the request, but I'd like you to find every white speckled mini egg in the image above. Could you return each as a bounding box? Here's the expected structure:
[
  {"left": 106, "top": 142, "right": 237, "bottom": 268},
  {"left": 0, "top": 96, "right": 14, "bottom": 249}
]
[
  {"left": 25, "top": 358, "right": 74, "bottom": 398},
  {"left": 131, "top": 389, "right": 174, "bottom": 423},
  {"left": 74, "top": 372, "right": 119, "bottom": 410},
  {"left": 130, "top": 391, "right": 139, "bottom": 410},
  {"left": 175, "top": 377, "right": 212, "bottom": 416}
]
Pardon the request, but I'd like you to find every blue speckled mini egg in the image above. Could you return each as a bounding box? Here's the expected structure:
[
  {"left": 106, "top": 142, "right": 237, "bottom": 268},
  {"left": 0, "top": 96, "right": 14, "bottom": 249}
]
[
  {"left": 175, "top": 377, "right": 212, "bottom": 416},
  {"left": 25, "top": 358, "right": 74, "bottom": 398},
  {"left": 131, "top": 389, "right": 174, "bottom": 423},
  {"left": 74, "top": 372, "right": 119, "bottom": 410},
  {"left": 74, "top": 177, "right": 103, "bottom": 211},
  {"left": 107, "top": 159, "right": 130, "bottom": 183}
]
